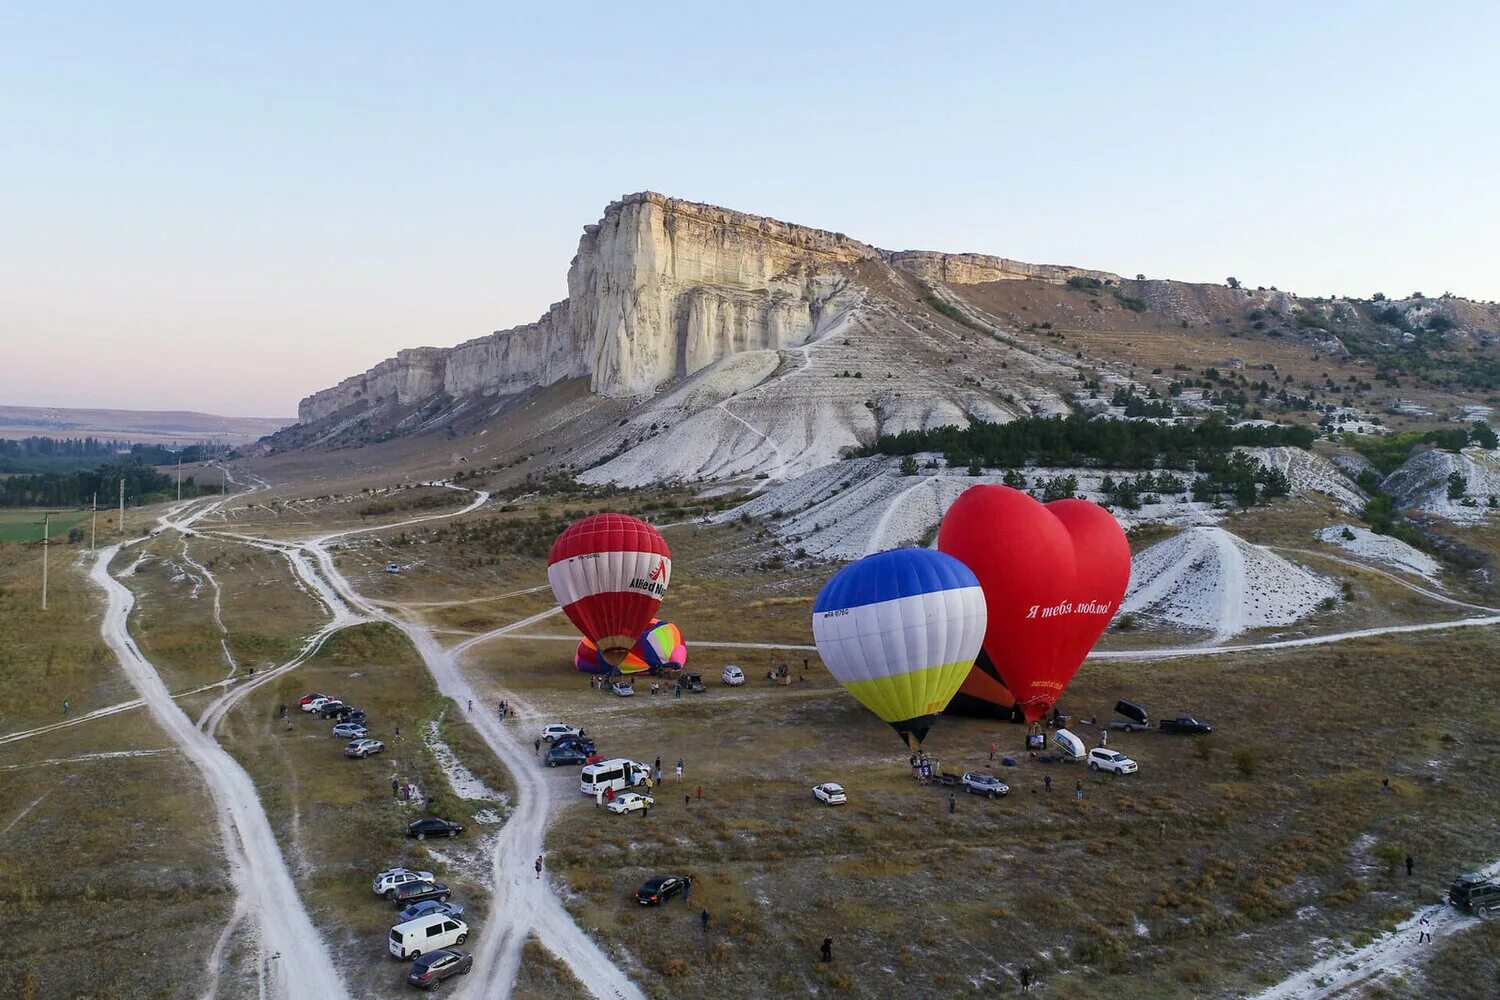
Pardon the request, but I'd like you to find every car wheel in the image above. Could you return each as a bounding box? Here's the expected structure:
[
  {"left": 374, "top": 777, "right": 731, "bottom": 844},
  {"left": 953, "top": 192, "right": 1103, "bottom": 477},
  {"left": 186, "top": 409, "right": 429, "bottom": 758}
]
[
  {"left": 439, "top": 893, "right": 449, "bottom": 902},
  {"left": 385, "top": 889, "right": 397, "bottom": 901},
  {"left": 455, "top": 933, "right": 467, "bottom": 945},
  {"left": 417, "top": 832, "right": 426, "bottom": 841},
  {"left": 449, "top": 829, "right": 458, "bottom": 837},
  {"left": 409, "top": 949, "right": 421, "bottom": 959},
  {"left": 1089, "top": 762, "right": 1099, "bottom": 771},
  {"left": 988, "top": 791, "right": 996, "bottom": 799}
]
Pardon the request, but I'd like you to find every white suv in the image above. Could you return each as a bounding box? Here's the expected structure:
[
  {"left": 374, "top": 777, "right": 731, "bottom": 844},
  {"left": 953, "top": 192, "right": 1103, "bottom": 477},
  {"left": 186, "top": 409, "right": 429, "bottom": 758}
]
[
  {"left": 541, "top": 724, "right": 580, "bottom": 743},
  {"left": 373, "top": 867, "right": 436, "bottom": 899},
  {"left": 1088, "top": 749, "right": 1139, "bottom": 775}
]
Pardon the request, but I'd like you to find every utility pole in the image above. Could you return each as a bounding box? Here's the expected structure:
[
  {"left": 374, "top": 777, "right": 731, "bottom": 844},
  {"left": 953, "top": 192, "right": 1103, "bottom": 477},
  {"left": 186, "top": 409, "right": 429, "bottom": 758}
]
[
  {"left": 177, "top": 454, "right": 182, "bottom": 502},
  {"left": 39, "top": 513, "right": 50, "bottom": 610},
  {"left": 119, "top": 477, "right": 125, "bottom": 536},
  {"left": 90, "top": 493, "right": 97, "bottom": 552}
]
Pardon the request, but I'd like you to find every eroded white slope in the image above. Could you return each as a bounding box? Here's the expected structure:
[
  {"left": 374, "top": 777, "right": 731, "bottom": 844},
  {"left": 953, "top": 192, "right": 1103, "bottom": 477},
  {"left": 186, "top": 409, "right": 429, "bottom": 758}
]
[
  {"left": 1382, "top": 447, "right": 1500, "bottom": 522},
  {"left": 1122, "top": 527, "right": 1338, "bottom": 641},
  {"left": 1315, "top": 524, "right": 1441, "bottom": 582}
]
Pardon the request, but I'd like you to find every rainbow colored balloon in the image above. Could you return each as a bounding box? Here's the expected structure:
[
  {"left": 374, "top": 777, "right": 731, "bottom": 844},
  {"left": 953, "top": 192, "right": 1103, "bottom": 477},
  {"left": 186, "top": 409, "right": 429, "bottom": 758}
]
[{"left": 574, "top": 618, "right": 686, "bottom": 675}]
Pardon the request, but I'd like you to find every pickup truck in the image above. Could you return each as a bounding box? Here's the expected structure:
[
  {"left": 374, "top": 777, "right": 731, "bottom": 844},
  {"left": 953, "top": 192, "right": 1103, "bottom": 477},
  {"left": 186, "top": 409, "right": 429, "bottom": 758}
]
[{"left": 1159, "top": 716, "right": 1213, "bottom": 734}]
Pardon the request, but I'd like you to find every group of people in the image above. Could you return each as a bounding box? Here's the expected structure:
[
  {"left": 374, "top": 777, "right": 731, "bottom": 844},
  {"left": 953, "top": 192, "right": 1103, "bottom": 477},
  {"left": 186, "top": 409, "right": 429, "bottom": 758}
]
[{"left": 391, "top": 777, "right": 423, "bottom": 803}]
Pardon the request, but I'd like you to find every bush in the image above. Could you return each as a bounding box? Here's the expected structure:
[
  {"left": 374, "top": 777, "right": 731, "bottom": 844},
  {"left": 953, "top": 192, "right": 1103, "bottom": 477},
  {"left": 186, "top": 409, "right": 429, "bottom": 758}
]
[
  {"left": 899, "top": 455, "right": 919, "bottom": 477},
  {"left": 1234, "top": 749, "right": 1259, "bottom": 778}
]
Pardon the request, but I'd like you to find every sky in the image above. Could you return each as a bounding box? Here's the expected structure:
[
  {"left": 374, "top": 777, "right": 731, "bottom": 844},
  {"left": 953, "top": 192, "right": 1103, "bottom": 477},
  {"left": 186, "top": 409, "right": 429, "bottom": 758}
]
[{"left": 2, "top": 2, "right": 1497, "bottom": 417}]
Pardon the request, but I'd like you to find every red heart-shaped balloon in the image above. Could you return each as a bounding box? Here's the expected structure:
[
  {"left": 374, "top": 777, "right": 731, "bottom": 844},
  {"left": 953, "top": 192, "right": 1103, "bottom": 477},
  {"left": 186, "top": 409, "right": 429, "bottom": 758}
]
[{"left": 937, "top": 485, "right": 1130, "bottom": 722}]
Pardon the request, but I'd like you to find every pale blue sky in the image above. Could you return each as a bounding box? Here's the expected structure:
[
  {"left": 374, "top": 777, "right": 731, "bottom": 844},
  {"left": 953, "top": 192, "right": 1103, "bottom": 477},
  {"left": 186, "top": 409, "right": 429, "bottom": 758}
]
[{"left": 3, "top": 2, "right": 1497, "bottom": 416}]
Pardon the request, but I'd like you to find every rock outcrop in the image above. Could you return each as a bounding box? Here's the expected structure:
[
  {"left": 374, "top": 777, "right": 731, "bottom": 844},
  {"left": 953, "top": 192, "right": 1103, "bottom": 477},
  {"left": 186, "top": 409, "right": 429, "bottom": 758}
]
[{"left": 299, "top": 193, "right": 872, "bottom": 422}]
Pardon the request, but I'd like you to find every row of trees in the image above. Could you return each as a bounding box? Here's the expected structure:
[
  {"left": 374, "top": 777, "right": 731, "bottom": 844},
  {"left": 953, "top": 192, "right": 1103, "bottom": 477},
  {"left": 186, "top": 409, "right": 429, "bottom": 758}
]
[
  {"left": 0, "top": 460, "right": 220, "bottom": 508},
  {"left": 866, "top": 413, "right": 1315, "bottom": 470},
  {"left": 0, "top": 436, "right": 230, "bottom": 474}
]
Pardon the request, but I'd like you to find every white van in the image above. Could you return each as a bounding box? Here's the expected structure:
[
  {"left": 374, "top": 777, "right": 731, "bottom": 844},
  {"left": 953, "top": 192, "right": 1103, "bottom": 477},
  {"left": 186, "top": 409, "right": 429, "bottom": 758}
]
[
  {"left": 721, "top": 665, "right": 745, "bottom": 686},
  {"left": 389, "top": 913, "right": 469, "bottom": 960},
  {"left": 579, "top": 758, "right": 649, "bottom": 796}
]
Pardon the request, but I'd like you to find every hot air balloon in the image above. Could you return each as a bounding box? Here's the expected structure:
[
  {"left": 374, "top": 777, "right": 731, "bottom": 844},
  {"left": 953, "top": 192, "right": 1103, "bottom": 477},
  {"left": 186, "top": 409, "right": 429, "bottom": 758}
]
[
  {"left": 937, "top": 484, "right": 1130, "bottom": 723},
  {"left": 812, "top": 548, "right": 987, "bottom": 750},
  {"left": 548, "top": 513, "right": 671, "bottom": 667},
  {"left": 574, "top": 619, "right": 687, "bottom": 675}
]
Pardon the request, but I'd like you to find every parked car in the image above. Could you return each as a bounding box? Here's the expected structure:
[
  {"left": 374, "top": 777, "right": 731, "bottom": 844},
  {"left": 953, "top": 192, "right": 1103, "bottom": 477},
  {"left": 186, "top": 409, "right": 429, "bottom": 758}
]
[
  {"left": 407, "top": 948, "right": 473, "bottom": 989},
  {"left": 374, "top": 868, "right": 436, "bottom": 898},
  {"left": 545, "top": 745, "right": 589, "bottom": 767},
  {"left": 398, "top": 899, "right": 466, "bottom": 923},
  {"left": 345, "top": 738, "right": 385, "bottom": 758},
  {"left": 682, "top": 673, "right": 706, "bottom": 693},
  {"left": 407, "top": 817, "right": 463, "bottom": 841},
  {"left": 550, "top": 734, "right": 595, "bottom": 755},
  {"left": 302, "top": 696, "right": 334, "bottom": 713},
  {"left": 635, "top": 875, "right": 688, "bottom": 905},
  {"left": 390, "top": 880, "right": 451, "bottom": 907},
  {"left": 812, "top": 782, "right": 847, "bottom": 805},
  {"left": 1114, "top": 699, "right": 1149, "bottom": 731},
  {"left": 540, "top": 724, "right": 580, "bottom": 744},
  {"left": 1159, "top": 716, "right": 1213, "bottom": 735},
  {"left": 580, "top": 759, "right": 651, "bottom": 796},
  {"left": 610, "top": 681, "right": 634, "bottom": 697},
  {"left": 389, "top": 913, "right": 468, "bottom": 960},
  {"left": 317, "top": 700, "right": 348, "bottom": 719},
  {"left": 332, "top": 704, "right": 365, "bottom": 722},
  {"left": 607, "top": 792, "right": 654, "bottom": 815},
  {"left": 961, "top": 772, "right": 1010, "bottom": 798},
  {"left": 1088, "top": 749, "right": 1139, "bottom": 774},
  {"left": 332, "top": 722, "right": 368, "bottom": 740},
  {"left": 722, "top": 665, "right": 746, "bottom": 686},
  {"left": 298, "top": 693, "right": 328, "bottom": 708},
  {"left": 385, "top": 562, "right": 401, "bottom": 574},
  {"left": 1449, "top": 873, "right": 1500, "bottom": 915}
]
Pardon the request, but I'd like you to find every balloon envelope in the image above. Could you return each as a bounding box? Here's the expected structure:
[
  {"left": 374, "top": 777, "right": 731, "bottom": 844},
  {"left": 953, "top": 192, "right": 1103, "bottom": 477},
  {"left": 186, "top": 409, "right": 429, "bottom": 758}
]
[
  {"left": 548, "top": 513, "right": 671, "bottom": 666},
  {"left": 575, "top": 618, "right": 686, "bottom": 675},
  {"left": 937, "top": 485, "right": 1130, "bottom": 723},
  {"left": 812, "top": 547, "right": 987, "bottom": 749}
]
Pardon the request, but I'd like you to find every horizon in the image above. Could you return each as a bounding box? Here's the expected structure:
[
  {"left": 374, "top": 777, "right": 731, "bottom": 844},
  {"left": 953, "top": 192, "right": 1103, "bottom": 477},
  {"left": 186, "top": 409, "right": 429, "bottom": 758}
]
[{"left": 4, "top": 2, "right": 1497, "bottom": 416}]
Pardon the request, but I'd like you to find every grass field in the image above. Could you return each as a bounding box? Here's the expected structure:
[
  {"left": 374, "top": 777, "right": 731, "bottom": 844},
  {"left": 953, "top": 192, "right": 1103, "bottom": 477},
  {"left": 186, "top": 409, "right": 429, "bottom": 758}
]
[{"left": 0, "top": 507, "right": 92, "bottom": 542}]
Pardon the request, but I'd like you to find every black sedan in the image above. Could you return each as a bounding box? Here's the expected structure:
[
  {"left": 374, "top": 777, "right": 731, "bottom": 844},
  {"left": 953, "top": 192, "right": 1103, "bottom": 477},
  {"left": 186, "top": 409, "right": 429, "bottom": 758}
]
[
  {"left": 636, "top": 875, "right": 688, "bottom": 906},
  {"left": 1159, "top": 716, "right": 1213, "bottom": 734},
  {"left": 390, "top": 880, "right": 451, "bottom": 906},
  {"left": 408, "top": 949, "right": 472, "bottom": 990},
  {"left": 544, "top": 745, "right": 589, "bottom": 767},
  {"left": 406, "top": 817, "right": 463, "bottom": 841}
]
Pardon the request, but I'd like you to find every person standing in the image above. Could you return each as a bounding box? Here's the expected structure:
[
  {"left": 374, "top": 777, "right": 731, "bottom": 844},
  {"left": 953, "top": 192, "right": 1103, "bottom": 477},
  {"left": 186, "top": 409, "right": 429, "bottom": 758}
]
[
  {"left": 467, "top": 699, "right": 472, "bottom": 712},
  {"left": 1099, "top": 729, "right": 1108, "bottom": 749},
  {"left": 988, "top": 743, "right": 997, "bottom": 762},
  {"left": 683, "top": 876, "right": 692, "bottom": 903},
  {"left": 1020, "top": 964, "right": 1033, "bottom": 992},
  {"left": 1406, "top": 854, "right": 1415, "bottom": 877},
  {"left": 392, "top": 777, "right": 399, "bottom": 799},
  {"left": 700, "top": 909, "right": 710, "bottom": 933},
  {"left": 534, "top": 738, "right": 541, "bottom": 756},
  {"left": 1382, "top": 777, "right": 1391, "bottom": 795},
  {"left": 535, "top": 855, "right": 543, "bottom": 879},
  {"left": 696, "top": 785, "right": 702, "bottom": 800},
  {"left": 62, "top": 699, "right": 70, "bottom": 715},
  {"left": 820, "top": 937, "right": 833, "bottom": 963},
  {"left": 676, "top": 759, "right": 684, "bottom": 782},
  {"left": 1418, "top": 913, "right": 1431, "bottom": 944},
  {"left": 1075, "top": 778, "right": 1084, "bottom": 801},
  {"left": 948, "top": 793, "right": 956, "bottom": 814},
  {"left": 1044, "top": 774, "right": 1052, "bottom": 794}
]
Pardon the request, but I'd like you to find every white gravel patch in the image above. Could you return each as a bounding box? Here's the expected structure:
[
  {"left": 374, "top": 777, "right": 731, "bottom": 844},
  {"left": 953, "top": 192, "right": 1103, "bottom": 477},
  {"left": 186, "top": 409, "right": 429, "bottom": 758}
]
[{"left": 1315, "top": 525, "right": 1441, "bottom": 582}]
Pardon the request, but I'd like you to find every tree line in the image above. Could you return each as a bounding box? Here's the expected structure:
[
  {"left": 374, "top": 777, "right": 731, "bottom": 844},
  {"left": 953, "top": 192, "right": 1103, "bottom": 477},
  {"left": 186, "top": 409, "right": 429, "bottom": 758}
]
[
  {"left": 0, "top": 459, "right": 221, "bottom": 509},
  {"left": 0, "top": 436, "right": 231, "bottom": 474},
  {"left": 864, "top": 413, "right": 1315, "bottom": 470}
]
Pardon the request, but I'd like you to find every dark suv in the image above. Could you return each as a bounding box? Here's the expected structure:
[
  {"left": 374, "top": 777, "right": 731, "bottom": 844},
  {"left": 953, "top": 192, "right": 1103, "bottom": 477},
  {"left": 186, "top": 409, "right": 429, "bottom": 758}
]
[
  {"left": 390, "top": 880, "right": 451, "bottom": 907},
  {"left": 408, "top": 949, "right": 472, "bottom": 989},
  {"left": 1159, "top": 716, "right": 1212, "bottom": 734},
  {"left": 406, "top": 817, "right": 463, "bottom": 840},
  {"left": 1449, "top": 873, "right": 1500, "bottom": 915}
]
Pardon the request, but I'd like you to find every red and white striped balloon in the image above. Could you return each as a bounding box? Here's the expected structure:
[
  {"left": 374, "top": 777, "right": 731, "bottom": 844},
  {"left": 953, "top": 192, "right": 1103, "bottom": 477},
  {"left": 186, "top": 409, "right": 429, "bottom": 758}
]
[{"left": 547, "top": 513, "right": 671, "bottom": 666}]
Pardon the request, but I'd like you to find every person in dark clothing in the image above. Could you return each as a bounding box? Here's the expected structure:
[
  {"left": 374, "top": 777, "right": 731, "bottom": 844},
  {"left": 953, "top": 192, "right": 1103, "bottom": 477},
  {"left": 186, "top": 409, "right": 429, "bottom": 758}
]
[
  {"left": 534, "top": 738, "right": 541, "bottom": 756},
  {"left": 535, "top": 855, "right": 543, "bottom": 879},
  {"left": 1044, "top": 774, "right": 1052, "bottom": 793},
  {"left": 392, "top": 778, "right": 399, "bottom": 799},
  {"left": 1382, "top": 777, "right": 1391, "bottom": 795},
  {"left": 700, "top": 909, "right": 710, "bottom": 933},
  {"left": 683, "top": 876, "right": 692, "bottom": 903},
  {"left": 1020, "top": 964, "right": 1033, "bottom": 992},
  {"left": 948, "top": 793, "right": 956, "bottom": 814},
  {"left": 1406, "top": 854, "right": 1415, "bottom": 876},
  {"left": 820, "top": 937, "right": 833, "bottom": 963}
]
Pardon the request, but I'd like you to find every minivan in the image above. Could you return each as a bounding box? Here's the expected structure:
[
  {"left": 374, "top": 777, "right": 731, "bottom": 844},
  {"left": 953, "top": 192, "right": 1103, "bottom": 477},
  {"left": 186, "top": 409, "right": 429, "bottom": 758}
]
[
  {"left": 389, "top": 913, "right": 469, "bottom": 960},
  {"left": 580, "top": 758, "right": 649, "bottom": 796}
]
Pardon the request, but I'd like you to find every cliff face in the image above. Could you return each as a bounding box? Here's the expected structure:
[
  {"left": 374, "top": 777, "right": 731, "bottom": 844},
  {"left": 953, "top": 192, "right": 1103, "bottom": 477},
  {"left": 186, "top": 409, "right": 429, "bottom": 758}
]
[{"left": 298, "top": 193, "right": 872, "bottom": 422}]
